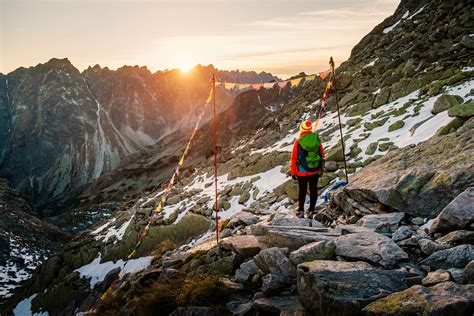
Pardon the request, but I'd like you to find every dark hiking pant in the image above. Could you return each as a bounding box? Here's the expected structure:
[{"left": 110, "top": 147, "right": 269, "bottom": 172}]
[{"left": 297, "top": 174, "right": 319, "bottom": 214}]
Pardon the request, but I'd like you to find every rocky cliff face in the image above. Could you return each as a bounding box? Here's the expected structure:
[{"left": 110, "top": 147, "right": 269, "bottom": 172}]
[
  {"left": 0, "top": 60, "right": 275, "bottom": 211},
  {"left": 0, "top": 179, "right": 68, "bottom": 302},
  {"left": 2, "top": 0, "right": 474, "bottom": 314}
]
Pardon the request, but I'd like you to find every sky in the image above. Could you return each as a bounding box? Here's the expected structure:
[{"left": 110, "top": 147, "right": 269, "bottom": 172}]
[{"left": 1, "top": 0, "right": 399, "bottom": 78}]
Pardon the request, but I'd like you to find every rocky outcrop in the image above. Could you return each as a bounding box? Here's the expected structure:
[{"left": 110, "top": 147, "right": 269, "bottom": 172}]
[
  {"left": 429, "top": 187, "right": 474, "bottom": 234},
  {"left": 363, "top": 282, "right": 474, "bottom": 315},
  {"left": 297, "top": 260, "right": 407, "bottom": 315},
  {"left": 332, "top": 118, "right": 474, "bottom": 218},
  {"left": 335, "top": 232, "right": 409, "bottom": 268}
]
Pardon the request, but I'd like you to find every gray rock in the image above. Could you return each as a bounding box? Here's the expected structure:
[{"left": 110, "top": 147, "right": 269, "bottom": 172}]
[
  {"left": 356, "top": 212, "right": 405, "bottom": 232},
  {"left": 325, "top": 161, "right": 338, "bottom": 172},
  {"left": 460, "top": 34, "right": 474, "bottom": 49},
  {"left": 261, "top": 273, "right": 286, "bottom": 294},
  {"left": 448, "top": 268, "right": 464, "bottom": 284},
  {"left": 411, "top": 217, "right": 425, "bottom": 225},
  {"left": 392, "top": 226, "right": 415, "bottom": 242},
  {"left": 234, "top": 259, "right": 259, "bottom": 283},
  {"left": 289, "top": 240, "right": 336, "bottom": 266},
  {"left": 432, "top": 95, "right": 463, "bottom": 114},
  {"left": 362, "top": 282, "right": 474, "bottom": 315},
  {"left": 219, "top": 277, "right": 245, "bottom": 291},
  {"left": 436, "top": 230, "right": 474, "bottom": 245},
  {"left": 254, "top": 247, "right": 296, "bottom": 279},
  {"left": 226, "top": 212, "right": 259, "bottom": 229},
  {"left": 238, "top": 192, "right": 250, "bottom": 204},
  {"left": 464, "top": 261, "right": 474, "bottom": 284},
  {"left": 250, "top": 223, "right": 332, "bottom": 251},
  {"left": 269, "top": 213, "right": 325, "bottom": 228},
  {"left": 226, "top": 300, "right": 252, "bottom": 316},
  {"left": 422, "top": 269, "right": 452, "bottom": 286},
  {"left": 420, "top": 244, "right": 474, "bottom": 270},
  {"left": 418, "top": 238, "right": 450, "bottom": 256},
  {"left": 252, "top": 294, "right": 303, "bottom": 314},
  {"left": 335, "top": 232, "right": 409, "bottom": 268},
  {"left": 429, "top": 187, "right": 474, "bottom": 234},
  {"left": 297, "top": 260, "right": 407, "bottom": 315},
  {"left": 220, "top": 235, "right": 262, "bottom": 258}
]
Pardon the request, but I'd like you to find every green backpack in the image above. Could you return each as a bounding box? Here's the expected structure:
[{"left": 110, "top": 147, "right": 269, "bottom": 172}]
[{"left": 297, "top": 133, "right": 322, "bottom": 172}]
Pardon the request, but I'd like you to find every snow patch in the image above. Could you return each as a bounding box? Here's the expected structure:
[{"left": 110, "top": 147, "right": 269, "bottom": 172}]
[
  {"left": 74, "top": 253, "right": 152, "bottom": 289},
  {"left": 13, "top": 293, "right": 49, "bottom": 316},
  {"left": 95, "top": 215, "right": 134, "bottom": 243}
]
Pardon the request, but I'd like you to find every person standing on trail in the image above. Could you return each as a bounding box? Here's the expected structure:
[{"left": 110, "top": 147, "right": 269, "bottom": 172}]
[{"left": 290, "top": 120, "right": 325, "bottom": 218}]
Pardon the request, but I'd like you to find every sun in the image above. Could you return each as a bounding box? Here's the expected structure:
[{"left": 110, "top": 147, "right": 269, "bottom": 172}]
[{"left": 175, "top": 54, "right": 196, "bottom": 73}]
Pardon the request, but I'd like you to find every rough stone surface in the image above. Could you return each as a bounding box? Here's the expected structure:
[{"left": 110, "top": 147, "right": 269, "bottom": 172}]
[
  {"left": 289, "top": 240, "right": 336, "bottom": 266},
  {"left": 250, "top": 223, "right": 332, "bottom": 251},
  {"left": 252, "top": 294, "right": 303, "bottom": 314},
  {"left": 234, "top": 259, "right": 259, "bottom": 283},
  {"left": 297, "top": 260, "right": 407, "bottom": 315},
  {"left": 429, "top": 187, "right": 474, "bottom": 234},
  {"left": 392, "top": 226, "right": 415, "bottom": 242},
  {"left": 418, "top": 238, "right": 450, "bottom": 256},
  {"left": 422, "top": 270, "right": 452, "bottom": 286},
  {"left": 356, "top": 212, "right": 405, "bottom": 232},
  {"left": 331, "top": 119, "right": 474, "bottom": 218},
  {"left": 254, "top": 247, "right": 296, "bottom": 279},
  {"left": 436, "top": 230, "right": 474, "bottom": 245},
  {"left": 432, "top": 94, "right": 463, "bottom": 114},
  {"left": 464, "top": 261, "right": 474, "bottom": 284},
  {"left": 220, "top": 235, "right": 262, "bottom": 258},
  {"left": 261, "top": 273, "right": 286, "bottom": 294},
  {"left": 335, "top": 232, "right": 409, "bottom": 268},
  {"left": 420, "top": 244, "right": 474, "bottom": 270},
  {"left": 363, "top": 282, "right": 474, "bottom": 315}
]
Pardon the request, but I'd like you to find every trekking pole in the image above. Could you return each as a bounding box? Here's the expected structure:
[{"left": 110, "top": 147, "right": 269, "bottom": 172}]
[{"left": 330, "top": 57, "right": 349, "bottom": 183}]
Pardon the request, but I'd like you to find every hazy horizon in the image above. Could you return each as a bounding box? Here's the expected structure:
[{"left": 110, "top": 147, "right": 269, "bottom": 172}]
[{"left": 1, "top": 0, "right": 399, "bottom": 78}]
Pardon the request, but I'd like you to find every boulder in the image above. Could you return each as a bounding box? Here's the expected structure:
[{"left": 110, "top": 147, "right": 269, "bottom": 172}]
[
  {"left": 252, "top": 294, "right": 303, "bottom": 314},
  {"left": 335, "top": 232, "right": 409, "bottom": 268},
  {"left": 250, "top": 224, "right": 333, "bottom": 251},
  {"left": 420, "top": 244, "right": 474, "bottom": 270},
  {"left": 226, "top": 300, "right": 252, "bottom": 315},
  {"left": 356, "top": 212, "right": 405, "bottom": 233},
  {"left": 269, "top": 213, "right": 325, "bottom": 229},
  {"left": 422, "top": 269, "right": 452, "bottom": 286},
  {"left": 220, "top": 235, "right": 262, "bottom": 258},
  {"left": 464, "top": 261, "right": 474, "bottom": 284},
  {"left": 226, "top": 212, "right": 259, "bottom": 229},
  {"left": 238, "top": 192, "right": 250, "bottom": 204},
  {"left": 418, "top": 238, "right": 450, "bottom": 256},
  {"left": 325, "top": 161, "right": 338, "bottom": 172},
  {"left": 331, "top": 119, "right": 474, "bottom": 218},
  {"left": 234, "top": 259, "right": 259, "bottom": 283},
  {"left": 392, "top": 226, "right": 415, "bottom": 242},
  {"left": 289, "top": 240, "right": 336, "bottom": 266},
  {"left": 261, "top": 273, "right": 286, "bottom": 294},
  {"left": 362, "top": 282, "right": 474, "bottom": 315},
  {"left": 448, "top": 100, "right": 474, "bottom": 118},
  {"left": 436, "top": 230, "right": 474, "bottom": 246},
  {"left": 297, "top": 260, "right": 407, "bottom": 315},
  {"left": 388, "top": 120, "right": 405, "bottom": 132},
  {"left": 432, "top": 95, "right": 463, "bottom": 114},
  {"left": 429, "top": 187, "right": 474, "bottom": 235},
  {"left": 253, "top": 247, "right": 296, "bottom": 279}
]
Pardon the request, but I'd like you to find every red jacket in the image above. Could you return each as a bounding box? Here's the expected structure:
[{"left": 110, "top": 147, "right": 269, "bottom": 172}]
[{"left": 291, "top": 131, "right": 325, "bottom": 177}]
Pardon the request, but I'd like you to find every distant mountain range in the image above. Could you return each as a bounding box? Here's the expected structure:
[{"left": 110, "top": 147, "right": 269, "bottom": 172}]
[{"left": 0, "top": 60, "right": 278, "bottom": 211}]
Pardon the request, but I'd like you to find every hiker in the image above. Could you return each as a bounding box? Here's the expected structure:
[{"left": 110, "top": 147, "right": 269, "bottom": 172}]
[{"left": 290, "top": 120, "right": 325, "bottom": 218}]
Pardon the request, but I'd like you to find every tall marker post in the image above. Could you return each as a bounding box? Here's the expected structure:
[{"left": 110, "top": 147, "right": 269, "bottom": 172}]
[{"left": 211, "top": 73, "right": 219, "bottom": 244}]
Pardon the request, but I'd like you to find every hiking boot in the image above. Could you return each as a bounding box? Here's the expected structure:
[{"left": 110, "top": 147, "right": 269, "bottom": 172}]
[
  {"left": 296, "top": 211, "right": 304, "bottom": 218},
  {"left": 306, "top": 212, "right": 314, "bottom": 219}
]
